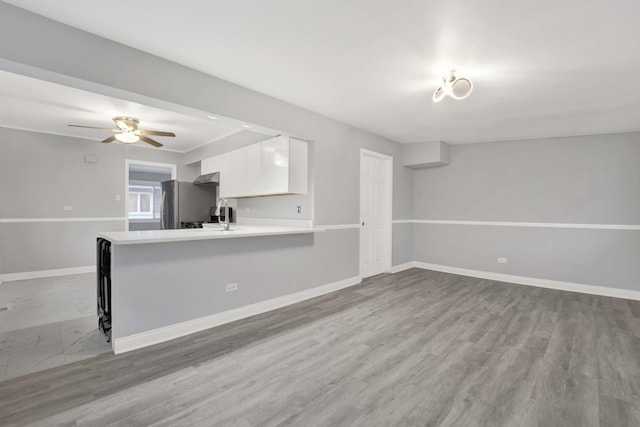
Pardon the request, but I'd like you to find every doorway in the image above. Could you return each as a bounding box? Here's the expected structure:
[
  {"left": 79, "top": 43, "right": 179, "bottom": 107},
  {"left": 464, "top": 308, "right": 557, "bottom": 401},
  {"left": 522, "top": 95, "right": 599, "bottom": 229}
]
[
  {"left": 125, "top": 160, "right": 176, "bottom": 231},
  {"left": 360, "top": 149, "right": 393, "bottom": 278}
]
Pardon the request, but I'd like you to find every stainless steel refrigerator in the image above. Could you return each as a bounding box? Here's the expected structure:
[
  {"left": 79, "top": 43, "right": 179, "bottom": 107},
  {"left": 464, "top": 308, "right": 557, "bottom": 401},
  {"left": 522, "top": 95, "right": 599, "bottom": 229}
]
[{"left": 160, "top": 180, "right": 217, "bottom": 229}]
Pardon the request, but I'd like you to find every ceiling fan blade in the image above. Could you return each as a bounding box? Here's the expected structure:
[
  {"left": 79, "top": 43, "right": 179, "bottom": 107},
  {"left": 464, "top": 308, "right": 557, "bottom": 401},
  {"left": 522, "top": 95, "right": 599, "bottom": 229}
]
[
  {"left": 68, "top": 125, "right": 115, "bottom": 130},
  {"left": 102, "top": 135, "right": 117, "bottom": 143},
  {"left": 137, "top": 130, "right": 176, "bottom": 137},
  {"left": 140, "top": 135, "right": 163, "bottom": 147}
]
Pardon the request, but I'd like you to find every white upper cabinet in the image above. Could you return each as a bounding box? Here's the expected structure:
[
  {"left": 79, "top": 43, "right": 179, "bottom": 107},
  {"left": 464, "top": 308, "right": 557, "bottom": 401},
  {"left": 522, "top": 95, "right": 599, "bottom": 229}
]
[
  {"left": 219, "top": 150, "right": 238, "bottom": 198},
  {"left": 200, "top": 155, "right": 221, "bottom": 175},
  {"left": 261, "top": 136, "right": 290, "bottom": 195},
  {"left": 261, "top": 136, "right": 308, "bottom": 195},
  {"left": 216, "top": 136, "right": 308, "bottom": 199},
  {"left": 245, "top": 142, "right": 263, "bottom": 197}
]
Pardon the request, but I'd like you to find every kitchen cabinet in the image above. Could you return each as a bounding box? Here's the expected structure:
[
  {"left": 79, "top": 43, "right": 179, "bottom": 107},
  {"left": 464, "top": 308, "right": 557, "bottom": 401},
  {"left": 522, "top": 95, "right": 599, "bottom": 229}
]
[
  {"left": 245, "top": 142, "right": 262, "bottom": 196},
  {"left": 261, "top": 136, "right": 307, "bottom": 195},
  {"left": 200, "top": 155, "right": 221, "bottom": 175},
  {"left": 261, "top": 136, "right": 289, "bottom": 194},
  {"left": 217, "top": 135, "right": 308, "bottom": 199},
  {"left": 219, "top": 151, "right": 238, "bottom": 198}
]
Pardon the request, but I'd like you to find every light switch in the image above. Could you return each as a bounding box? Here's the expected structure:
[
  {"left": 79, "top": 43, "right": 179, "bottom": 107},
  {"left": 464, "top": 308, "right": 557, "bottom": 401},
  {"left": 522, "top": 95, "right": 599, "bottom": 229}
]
[{"left": 115, "top": 194, "right": 121, "bottom": 201}]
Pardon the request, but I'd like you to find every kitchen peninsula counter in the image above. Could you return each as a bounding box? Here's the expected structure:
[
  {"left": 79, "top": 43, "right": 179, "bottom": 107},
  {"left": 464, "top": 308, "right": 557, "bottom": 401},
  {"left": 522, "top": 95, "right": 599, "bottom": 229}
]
[
  {"left": 99, "top": 224, "right": 322, "bottom": 245},
  {"left": 96, "top": 220, "right": 358, "bottom": 355}
]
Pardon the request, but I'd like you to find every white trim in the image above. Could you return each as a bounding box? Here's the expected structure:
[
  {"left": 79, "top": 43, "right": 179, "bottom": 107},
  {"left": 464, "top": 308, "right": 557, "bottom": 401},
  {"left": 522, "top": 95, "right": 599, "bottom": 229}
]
[
  {"left": 126, "top": 159, "right": 178, "bottom": 172},
  {"left": 236, "top": 217, "right": 313, "bottom": 228},
  {"left": 391, "top": 262, "right": 415, "bottom": 273},
  {"left": 0, "top": 217, "right": 125, "bottom": 223},
  {"left": 112, "top": 275, "right": 362, "bottom": 354},
  {"left": 360, "top": 149, "right": 393, "bottom": 278},
  {"left": 1, "top": 266, "right": 96, "bottom": 282},
  {"left": 360, "top": 148, "right": 393, "bottom": 160},
  {"left": 126, "top": 159, "right": 177, "bottom": 231},
  {"left": 314, "top": 224, "right": 360, "bottom": 230},
  {"left": 400, "top": 261, "right": 640, "bottom": 301},
  {"left": 393, "top": 219, "right": 640, "bottom": 230}
]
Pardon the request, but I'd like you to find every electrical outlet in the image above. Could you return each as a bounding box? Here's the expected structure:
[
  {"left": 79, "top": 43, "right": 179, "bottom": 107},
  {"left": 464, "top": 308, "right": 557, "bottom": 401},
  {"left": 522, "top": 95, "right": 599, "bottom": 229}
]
[
  {"left": 63, "top": 206, "right": 73, "bottom": 211},
  {"left": 497, "top": 257, "right": 508, "bottom": 264},
  {"left": 225, "top": 283, "right": 238, "bottom": 293}
]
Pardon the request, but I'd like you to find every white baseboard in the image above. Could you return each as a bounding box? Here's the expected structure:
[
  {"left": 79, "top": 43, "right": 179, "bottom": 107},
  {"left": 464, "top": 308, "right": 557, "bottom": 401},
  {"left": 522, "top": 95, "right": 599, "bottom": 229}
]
[
  {"left": 0, "top": 265, "right": 96, "bottom": 283},
  {"left": 391, "top": 262, "right": 415, "bottom": 273},
  {"left": 113, "top": 275, "right": 362, "bottom": 354},
  {"left": 398, "top": 261, "right": 640, "bottom": 301}
]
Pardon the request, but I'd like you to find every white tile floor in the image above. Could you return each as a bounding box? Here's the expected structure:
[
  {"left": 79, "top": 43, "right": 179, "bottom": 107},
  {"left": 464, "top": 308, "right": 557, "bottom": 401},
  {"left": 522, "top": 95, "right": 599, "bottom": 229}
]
[{"left": 0, "top": 273, "right": 111, "bottom": 381}]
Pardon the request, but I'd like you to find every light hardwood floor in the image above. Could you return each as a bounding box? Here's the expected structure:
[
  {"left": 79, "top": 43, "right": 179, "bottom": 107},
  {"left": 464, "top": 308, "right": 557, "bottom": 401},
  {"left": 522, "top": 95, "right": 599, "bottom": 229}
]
[{"left": 1, "top": 268, "right": 639, "bottom": 426}]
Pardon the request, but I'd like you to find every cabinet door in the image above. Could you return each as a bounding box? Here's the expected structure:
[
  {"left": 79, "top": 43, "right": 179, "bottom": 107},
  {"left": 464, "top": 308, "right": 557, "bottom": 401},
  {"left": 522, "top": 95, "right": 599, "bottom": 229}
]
[
  {"left": 219, "top": 152, "right": 234, "bottom": 198},
  {"left": 209, "top": 156, "right": 221, "bottom": 174},
  {"left": 245, "top": 143, "right": 262, "bottom": 196},
  {"left": 201, "top": 156, "right": 222, "bottom": 175},
  {"left": 231, "top": 149, "right": 246, "bottom": 197},
  {"left": 261, "top": 136, "right": 290, "bottom": 194},
  {"left": 200, "top": 158, "right": 211, "bottom": 175}
]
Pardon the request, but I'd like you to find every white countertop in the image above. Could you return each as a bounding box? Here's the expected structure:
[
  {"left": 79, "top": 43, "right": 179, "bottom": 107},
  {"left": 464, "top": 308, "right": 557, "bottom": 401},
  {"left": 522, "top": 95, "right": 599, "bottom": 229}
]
[{"left": 98, "top": 224, "right": 322, "bottom": 245}]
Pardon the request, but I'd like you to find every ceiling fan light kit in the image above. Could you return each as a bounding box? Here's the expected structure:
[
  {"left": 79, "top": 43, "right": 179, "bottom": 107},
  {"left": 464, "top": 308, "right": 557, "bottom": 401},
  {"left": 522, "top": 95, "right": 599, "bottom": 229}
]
[
  {"left": 68, "top": 116, "right": 175, "bottom": 148},
  {"left": 114, "top": 132, "right": 140, "bottom": 143},
  {"left": 432, "top": 71, "right": 473, "bottom": 102}
]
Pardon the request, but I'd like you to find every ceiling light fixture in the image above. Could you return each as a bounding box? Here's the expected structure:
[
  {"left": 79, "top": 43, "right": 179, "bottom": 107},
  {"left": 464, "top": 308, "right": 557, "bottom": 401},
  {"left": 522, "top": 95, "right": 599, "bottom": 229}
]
[
  {"left": 241, "top": 124, "right": 252, "bottom": 128},
  {"left": 115, "top": 132, "right": 140, "bottom": 143},
  {"left": 207, "top": 115, "right": 219, "bottom": 120},
  {"left": 432, "top": 70, "right": 473, "bottom": 102}
]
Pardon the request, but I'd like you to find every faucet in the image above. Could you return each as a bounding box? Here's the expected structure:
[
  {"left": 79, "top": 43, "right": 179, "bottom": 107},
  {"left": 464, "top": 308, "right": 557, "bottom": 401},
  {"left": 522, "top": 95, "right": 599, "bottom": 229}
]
[{"left": 220, "top": 198, "right": 230, "bottom": 231}]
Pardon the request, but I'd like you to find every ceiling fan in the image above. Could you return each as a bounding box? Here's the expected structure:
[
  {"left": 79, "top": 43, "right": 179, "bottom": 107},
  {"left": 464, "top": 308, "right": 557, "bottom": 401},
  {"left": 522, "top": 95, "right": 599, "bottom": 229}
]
[{"left": 68, "top": 117, "right": 175, "bottom": 147}]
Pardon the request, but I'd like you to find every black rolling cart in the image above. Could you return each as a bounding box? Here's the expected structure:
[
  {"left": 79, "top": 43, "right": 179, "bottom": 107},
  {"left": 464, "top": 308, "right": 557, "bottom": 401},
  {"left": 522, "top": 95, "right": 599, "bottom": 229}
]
[{"left": 96, "top": 238, "right": 112, "bottom": 342}]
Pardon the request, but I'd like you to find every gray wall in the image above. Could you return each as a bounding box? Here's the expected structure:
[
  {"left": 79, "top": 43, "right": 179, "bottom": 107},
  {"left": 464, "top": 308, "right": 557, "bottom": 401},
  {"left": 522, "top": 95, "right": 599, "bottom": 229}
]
[
  {"left": 413, "top": 133, "right": 640, "bottom": 223},
  {"left": 412, "top": 133, "right": 640, "bottom": 291},
  {"left": 0, "top": 4, "right": 413, "bottom": 280},
  {"left": 0, "top": 127, "right": 198, "bottom": 273},
  {"left": 392, "top": 223, "right": 414, "bottom": 266}
]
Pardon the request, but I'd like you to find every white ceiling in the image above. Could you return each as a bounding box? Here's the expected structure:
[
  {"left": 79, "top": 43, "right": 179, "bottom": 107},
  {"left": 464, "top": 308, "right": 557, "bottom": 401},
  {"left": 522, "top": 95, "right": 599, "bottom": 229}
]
[
  {"left": 4, "top": 0, "right": 640, "bottom": 144},
  {"left": 0, "top": 70, "right": 243, "bottom": 152}
]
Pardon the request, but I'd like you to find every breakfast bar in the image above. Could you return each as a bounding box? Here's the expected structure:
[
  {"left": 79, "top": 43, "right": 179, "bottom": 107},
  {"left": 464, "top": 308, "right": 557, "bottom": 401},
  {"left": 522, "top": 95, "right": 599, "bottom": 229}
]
[{"left": 95, "top": 224, "right": 361, "bottom": 355}]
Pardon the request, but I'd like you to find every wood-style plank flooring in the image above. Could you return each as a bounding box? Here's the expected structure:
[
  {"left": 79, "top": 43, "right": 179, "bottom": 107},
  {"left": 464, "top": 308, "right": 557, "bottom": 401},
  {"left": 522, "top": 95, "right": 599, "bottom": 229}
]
[{"left": 1, "top": 268, "right": 639, "bottom": 426}]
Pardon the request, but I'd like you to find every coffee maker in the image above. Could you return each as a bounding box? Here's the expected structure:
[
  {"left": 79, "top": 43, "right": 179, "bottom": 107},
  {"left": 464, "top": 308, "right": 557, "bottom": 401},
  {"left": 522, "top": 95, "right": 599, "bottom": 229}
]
[{"left": 210, "top": 206, "right": 234, "bottom": 223}]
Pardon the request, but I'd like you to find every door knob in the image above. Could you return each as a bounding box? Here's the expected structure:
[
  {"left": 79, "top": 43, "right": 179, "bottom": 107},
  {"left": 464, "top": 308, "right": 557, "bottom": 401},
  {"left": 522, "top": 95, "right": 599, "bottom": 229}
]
[{"left": 362, "top": 221, "right": 365, "bottom": 226}]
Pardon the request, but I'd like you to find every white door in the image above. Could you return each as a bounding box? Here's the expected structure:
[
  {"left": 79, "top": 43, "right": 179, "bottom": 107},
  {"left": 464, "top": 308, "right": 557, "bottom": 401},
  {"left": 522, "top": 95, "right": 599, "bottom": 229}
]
[{"left": 360, "top": 151, "right": 389, "bottom": 278}]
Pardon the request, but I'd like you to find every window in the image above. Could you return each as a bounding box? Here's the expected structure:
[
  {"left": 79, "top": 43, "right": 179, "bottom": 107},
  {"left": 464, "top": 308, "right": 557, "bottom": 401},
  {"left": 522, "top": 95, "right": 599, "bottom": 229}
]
[{"left": 128, "top": 184, "right": 161, "bottom": 219}]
